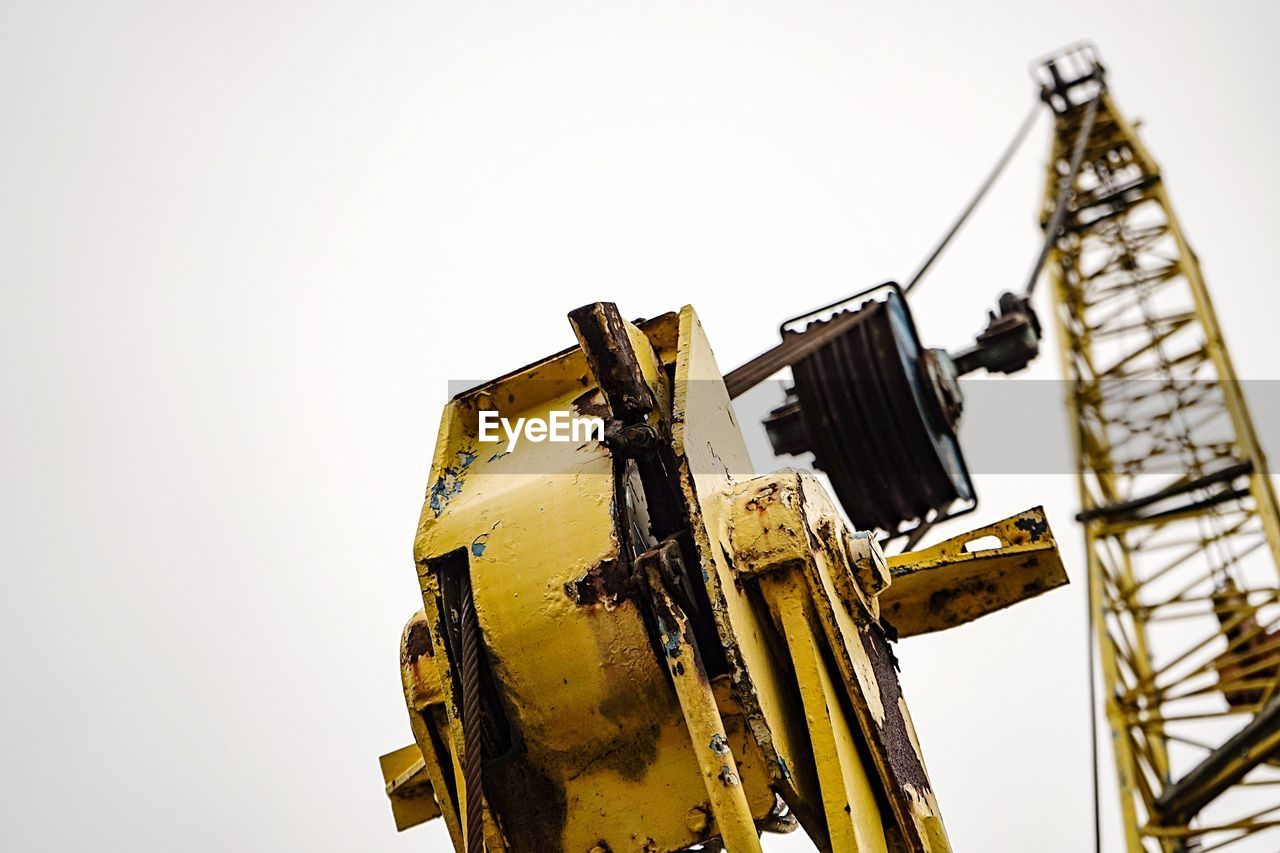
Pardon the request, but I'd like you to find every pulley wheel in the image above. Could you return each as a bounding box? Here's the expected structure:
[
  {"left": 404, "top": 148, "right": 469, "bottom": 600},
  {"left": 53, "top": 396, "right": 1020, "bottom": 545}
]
[{"left": 783, "top": 288, "right": 973, "bottom": 535}]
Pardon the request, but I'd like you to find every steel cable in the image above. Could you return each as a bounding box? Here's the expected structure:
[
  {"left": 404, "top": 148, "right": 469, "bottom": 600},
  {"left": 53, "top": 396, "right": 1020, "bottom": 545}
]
[
  {"left": 904, "top": 99, "right": 1043, "bottom": 296},
  {"left": 1024, "top": 95, "right": 1099, "bottom": 297},
  {"left": 461, "top": 589, "right": 486, "bottom": 853},
  {"left": 724, "top": 99, "right": 1044, "bottom": 398}
]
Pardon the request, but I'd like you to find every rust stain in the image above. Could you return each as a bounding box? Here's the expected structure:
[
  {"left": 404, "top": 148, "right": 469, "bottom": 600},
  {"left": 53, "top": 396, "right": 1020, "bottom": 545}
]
[
  {"left": 483, "top": 738, "right": 569, "bottom": 852},
  {"left": 856, "top": 620, "right": 935, "bottom": 837},
  {"left": 568, "top": 720, "right": 662, "bottom": 784},
  {"left": 564, "top": 557, "right": 633, "bottom": 607},
  {"left": 572, "top": 387, "right": 612, "bottom": 423},
  {"left": 403, "top": 619, "right": 434, "bottom": 664},
  {"left": 1013, "top": 513, "right": 1050, "bottom": 542}
]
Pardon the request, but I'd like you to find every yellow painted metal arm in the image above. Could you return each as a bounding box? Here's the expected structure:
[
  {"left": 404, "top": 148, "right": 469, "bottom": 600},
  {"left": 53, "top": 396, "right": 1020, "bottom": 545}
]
[
  {"left": 882, "top": 507, "right": 1068, "bottom": 637},
  {"left": 379, "top": 744, "right": 442, "bottom": 831}
]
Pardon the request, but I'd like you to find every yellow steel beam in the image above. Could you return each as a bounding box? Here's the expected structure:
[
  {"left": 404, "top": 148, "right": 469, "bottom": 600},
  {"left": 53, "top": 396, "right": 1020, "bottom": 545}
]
[
  {"left": 639, "top": 547, "right": 764, "bottom": 853},
  {"left": 759, "top": 571, "right": 888, "bottom": 853}
]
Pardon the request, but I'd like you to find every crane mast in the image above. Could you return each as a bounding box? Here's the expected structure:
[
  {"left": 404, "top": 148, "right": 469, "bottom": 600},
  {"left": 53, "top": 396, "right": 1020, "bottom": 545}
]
[{"left": 1038, "top": 45, "right": 1280, "bottom": 852}]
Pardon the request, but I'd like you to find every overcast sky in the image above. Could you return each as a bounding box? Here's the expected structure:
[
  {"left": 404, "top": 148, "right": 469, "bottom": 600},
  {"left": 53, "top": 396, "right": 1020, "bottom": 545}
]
[{"left": 3, "top": 2, "right": 1279, "bottom": 851}]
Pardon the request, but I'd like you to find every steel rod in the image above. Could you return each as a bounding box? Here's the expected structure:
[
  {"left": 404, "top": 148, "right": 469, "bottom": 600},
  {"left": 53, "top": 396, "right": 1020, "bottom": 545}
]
[{"left": 1025, "top": 94, "right": 1099, "bottom": 297}]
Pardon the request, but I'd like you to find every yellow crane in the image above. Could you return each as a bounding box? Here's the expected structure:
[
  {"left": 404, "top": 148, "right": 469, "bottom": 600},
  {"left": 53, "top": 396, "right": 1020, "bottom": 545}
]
[
  {"left": 1038, "top": 44, "right": 1280, "bottom": 852},
  {"left": 377, "top": 43, "right": 1280, "bottom": 852}
]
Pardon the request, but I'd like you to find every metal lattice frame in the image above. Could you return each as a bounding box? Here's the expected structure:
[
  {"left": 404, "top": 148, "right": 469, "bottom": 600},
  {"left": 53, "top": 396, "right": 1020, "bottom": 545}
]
[{"left": 1040, "top": 47, "right": 1280, "bottom": 852}]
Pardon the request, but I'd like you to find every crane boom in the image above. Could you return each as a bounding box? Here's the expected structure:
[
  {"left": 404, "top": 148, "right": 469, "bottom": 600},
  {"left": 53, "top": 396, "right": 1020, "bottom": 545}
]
[{"left": 1038, "top": 44, "right": 1280, "bottom": 852}]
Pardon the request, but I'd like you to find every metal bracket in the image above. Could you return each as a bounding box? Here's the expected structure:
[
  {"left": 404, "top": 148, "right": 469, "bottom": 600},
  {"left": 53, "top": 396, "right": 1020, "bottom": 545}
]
[{"left": 881, "top": 506, "right": 1068, "bottom": 638}]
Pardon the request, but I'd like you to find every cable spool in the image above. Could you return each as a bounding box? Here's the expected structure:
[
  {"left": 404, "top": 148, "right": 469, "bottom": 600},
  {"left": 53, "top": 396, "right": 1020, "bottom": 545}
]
[{"left": 763, "top": 283, "right": 974, "bottom": 538}]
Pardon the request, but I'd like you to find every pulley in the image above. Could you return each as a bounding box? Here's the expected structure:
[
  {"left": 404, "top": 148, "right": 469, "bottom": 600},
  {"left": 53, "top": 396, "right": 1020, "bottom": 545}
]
[{"left": 735, "top": 282, "right": 1041, "bottom": 540}]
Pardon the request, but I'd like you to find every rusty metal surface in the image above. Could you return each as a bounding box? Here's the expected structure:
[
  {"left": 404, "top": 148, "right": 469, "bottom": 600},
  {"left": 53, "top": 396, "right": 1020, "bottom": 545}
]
[
  {"left": 385, "top": 610, "right": 464, "bottom": 846},
  {"left": 881, "top": 507, "right": 1068, "bottom": 638},
  {"left": 399, "top": 308, "right": 778, "bottom": 851},
  {"left": 568, "top": 302, "right": 658, "bottom": 422},
  {"left": 667, "top": 306, "right": 862, "bottom": 847},
  {"left": 723, "top": 469, "right": 952, "bottom": 852},
  {"left": 384, "top": 302, "right": 1068, "bottom": 852},
  {"left": 636, "top": 541, "right": 764, "bottom": 853}
]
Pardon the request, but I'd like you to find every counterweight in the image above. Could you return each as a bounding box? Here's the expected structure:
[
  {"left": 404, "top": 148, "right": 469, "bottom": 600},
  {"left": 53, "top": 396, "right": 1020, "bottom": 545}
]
[{"left": 1038, "top": 45, "right": 1280, "bottom": 853}]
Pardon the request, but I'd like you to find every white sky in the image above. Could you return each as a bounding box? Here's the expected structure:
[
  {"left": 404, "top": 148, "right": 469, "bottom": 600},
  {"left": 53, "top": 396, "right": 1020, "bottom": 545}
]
[{"left": 3, "top": 2, "right": 1279, "bottom": 851}]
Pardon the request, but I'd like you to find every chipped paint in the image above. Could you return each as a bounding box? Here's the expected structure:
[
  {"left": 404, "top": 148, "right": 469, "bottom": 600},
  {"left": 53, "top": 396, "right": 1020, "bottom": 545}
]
[
  {"left": 1013, "top": 511, "right": 1049, "bottom": 542},
  {"left": 563, "top": 557, "right": 631, "bottom": 608},
  {"left": 470, "top": 523, "right": 499, "bottom": 558},
  {"left": 882, "top": 507, "right": 1067, "bottom": 637},
  {"left": 401, "top": 309, "right": 780, "bottom": 853},
  {"left": 427, "top": 467, "right": 465, "bottom": 517},
  {"left": 394, "top": 304, "right": 1049, "bottom": 852},
  {"left": 658, "top": 618, "right": 684, "bottom": 659}
]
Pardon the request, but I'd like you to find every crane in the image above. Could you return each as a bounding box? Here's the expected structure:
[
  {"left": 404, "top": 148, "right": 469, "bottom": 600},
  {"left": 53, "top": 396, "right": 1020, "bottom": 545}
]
[
  {"left": 1037, "top": 44, "right": 1280, "bottom": 853},
  {"left": 376, "top": 43, "right": 1280, "bottom": 852}
]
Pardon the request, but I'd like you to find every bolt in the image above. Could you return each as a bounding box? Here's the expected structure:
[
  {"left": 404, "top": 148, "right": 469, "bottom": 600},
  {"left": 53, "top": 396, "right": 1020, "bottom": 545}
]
[{"left": 605, "top": 423, "right": 659, "bottom": 457}]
